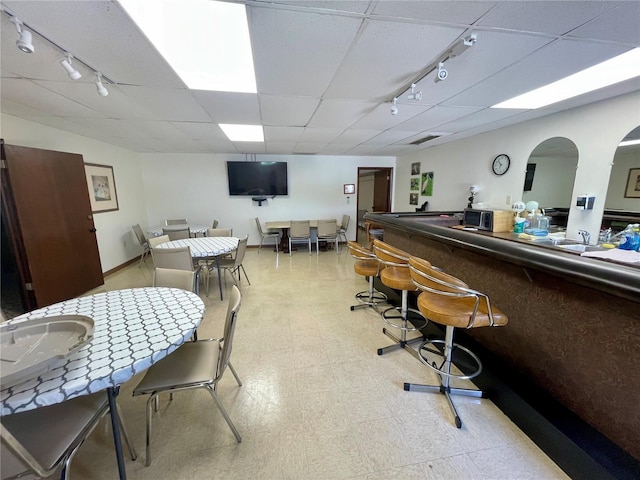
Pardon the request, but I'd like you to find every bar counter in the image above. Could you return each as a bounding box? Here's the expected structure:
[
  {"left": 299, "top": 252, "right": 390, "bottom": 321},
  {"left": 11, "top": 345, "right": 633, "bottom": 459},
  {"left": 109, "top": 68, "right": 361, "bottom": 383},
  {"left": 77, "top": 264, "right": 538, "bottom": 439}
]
[{"left": 365, "top": 212, "right": 639, "bottom": 463}]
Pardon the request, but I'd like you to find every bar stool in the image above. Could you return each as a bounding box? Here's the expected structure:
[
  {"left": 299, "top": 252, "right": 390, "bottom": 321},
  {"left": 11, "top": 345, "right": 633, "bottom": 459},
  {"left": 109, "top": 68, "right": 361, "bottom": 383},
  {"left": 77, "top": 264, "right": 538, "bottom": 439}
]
[
  {"left": 406, "top": 256, "right": 509, "bottom": 428},
  {"left": 347, "top": 241, "right": 387, "bottom": 311},
  {"left": 372, "top": 240, "right": 428, "bottom": 360}
]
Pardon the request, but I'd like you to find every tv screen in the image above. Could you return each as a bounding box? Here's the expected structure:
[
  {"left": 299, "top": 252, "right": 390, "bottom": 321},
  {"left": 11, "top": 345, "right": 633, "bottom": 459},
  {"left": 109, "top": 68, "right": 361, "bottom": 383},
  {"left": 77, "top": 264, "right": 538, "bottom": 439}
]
[{"left": 226, "top": 161, "right": 288, "bottom": 196}]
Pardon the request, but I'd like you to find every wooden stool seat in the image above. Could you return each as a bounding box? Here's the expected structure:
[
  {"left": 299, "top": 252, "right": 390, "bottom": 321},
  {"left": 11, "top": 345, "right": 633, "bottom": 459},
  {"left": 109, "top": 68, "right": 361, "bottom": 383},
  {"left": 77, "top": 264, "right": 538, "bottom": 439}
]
[
  {"left": 354, "top": 259, "right": 379, "bottom": 277},
  {"left": 380, "top": 266, "right": 416, "bottom": 292}
]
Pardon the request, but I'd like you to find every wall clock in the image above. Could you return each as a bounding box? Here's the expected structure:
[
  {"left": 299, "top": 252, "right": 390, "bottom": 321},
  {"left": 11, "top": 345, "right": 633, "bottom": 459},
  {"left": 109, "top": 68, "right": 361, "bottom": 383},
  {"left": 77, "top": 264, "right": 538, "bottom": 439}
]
[{"left": 492, "top": 154, "right": 510, "bottom": 175}]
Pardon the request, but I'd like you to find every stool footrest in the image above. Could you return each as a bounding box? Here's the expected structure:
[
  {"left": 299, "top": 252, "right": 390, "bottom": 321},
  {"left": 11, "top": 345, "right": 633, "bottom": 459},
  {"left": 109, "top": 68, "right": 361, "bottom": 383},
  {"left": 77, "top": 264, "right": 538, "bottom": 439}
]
[
  {"left": 418, "top": 339, "right": 482, "bottom": 381},
  {"left": 380, "top": 307, "right": 428, "bottom": 331}
]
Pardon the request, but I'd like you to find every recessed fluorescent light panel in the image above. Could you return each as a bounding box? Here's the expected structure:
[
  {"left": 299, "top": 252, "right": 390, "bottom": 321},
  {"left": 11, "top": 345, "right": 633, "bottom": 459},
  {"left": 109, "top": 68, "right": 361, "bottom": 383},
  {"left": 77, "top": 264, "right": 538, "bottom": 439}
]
[
  {"left": 219, "top": 124, "right": 264, "bottom": 142},
  {"left": 619, "top": 139, "right": 640, "bottom": 147},
  {"left": 492, "top": 48, "right": 640, "bottom": 109},
  {"left": 119, "top": 0, "right": 257, "bottom": 93}
]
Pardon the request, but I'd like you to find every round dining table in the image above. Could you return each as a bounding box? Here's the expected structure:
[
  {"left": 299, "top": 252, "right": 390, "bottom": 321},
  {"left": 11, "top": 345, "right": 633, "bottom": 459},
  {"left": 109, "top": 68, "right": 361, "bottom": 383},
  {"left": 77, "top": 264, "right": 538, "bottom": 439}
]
[
  {"left": 0, "top": 287, "right": 205, "bottom": 480},
  {"left": 155, "top": 236, "right": 239, "bottom": 300}
]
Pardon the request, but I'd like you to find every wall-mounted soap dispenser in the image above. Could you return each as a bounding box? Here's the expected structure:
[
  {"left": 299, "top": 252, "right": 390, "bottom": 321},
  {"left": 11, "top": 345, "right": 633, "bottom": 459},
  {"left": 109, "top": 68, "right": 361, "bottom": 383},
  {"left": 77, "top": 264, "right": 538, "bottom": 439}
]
[{"left": 576, "top": 195, "right": 595, "bottom": 210}]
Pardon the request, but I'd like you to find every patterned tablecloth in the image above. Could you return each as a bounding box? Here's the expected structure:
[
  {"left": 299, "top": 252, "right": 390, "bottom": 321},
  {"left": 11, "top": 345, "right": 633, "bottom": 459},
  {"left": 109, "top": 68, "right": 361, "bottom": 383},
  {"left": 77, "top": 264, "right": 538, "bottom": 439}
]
[
  {"left": 146, "top": 224, "right": 209, "bottom": 237},
  {"left": 1, "top": 287, "right": 205, "bottom": 415},
  {"left": 155, "top": 236, "right": 238, "bottom": 258}
]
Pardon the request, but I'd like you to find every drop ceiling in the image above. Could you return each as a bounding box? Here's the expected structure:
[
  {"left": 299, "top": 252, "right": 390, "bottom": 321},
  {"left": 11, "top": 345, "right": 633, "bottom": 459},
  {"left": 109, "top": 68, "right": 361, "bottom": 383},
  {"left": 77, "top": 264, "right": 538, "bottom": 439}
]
[{"left": 1, "top": 0, "right": 639, "bottom": 156}]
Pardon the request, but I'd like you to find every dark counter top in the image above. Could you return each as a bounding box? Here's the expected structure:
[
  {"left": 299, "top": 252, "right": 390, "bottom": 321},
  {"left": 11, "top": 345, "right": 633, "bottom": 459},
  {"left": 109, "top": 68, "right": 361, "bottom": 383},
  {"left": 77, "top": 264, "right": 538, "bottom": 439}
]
[{"left": 365, "top": 212, "right": 640, "bottom": 303}]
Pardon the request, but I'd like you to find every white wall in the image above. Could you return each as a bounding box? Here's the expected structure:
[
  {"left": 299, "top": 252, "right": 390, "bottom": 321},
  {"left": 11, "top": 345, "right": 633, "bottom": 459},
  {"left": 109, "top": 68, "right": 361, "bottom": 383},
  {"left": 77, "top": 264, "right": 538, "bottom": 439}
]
[
  {"left": 1, "top": 114, "right": 147, "bottom": 272},
  {"left": 522, "top": 154, "right": 578, "bottom": 208},
  {"left": 358, "top": 175, "right": 375, "bottom": 212},
  {"left": 606, "top": 148, "right": 640, "bottom": 210},
  {"left": 140, "top": 154, "right": 396, "bottom": 243},
  {"left": 395, "top": 91, "right": 640, "bottom": 241}
]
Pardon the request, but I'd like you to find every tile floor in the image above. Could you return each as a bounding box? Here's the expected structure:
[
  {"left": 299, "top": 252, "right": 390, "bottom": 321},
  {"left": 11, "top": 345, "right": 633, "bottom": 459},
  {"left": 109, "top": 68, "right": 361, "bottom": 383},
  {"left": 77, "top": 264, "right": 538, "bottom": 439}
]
[{"left": 65, "top": 248, "right": 569, "bottom": 479}]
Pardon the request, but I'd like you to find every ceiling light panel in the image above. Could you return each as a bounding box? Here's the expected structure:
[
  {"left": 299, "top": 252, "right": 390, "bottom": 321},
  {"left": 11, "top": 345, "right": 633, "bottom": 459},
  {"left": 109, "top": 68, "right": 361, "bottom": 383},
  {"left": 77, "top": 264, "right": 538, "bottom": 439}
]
[
  {"left": 219, "top": 124, "right": 264, "bottom": 142},
  {"left": 119, "top": 0, "right": 256, "bottom": 93}
]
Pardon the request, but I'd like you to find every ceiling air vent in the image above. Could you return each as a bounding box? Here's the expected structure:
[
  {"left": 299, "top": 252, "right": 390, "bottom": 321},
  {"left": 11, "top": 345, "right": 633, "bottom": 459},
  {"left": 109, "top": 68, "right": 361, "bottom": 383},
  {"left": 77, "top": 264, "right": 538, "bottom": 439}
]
[{"left": 410, "top": 135, "right": 440, "bottom": 145}]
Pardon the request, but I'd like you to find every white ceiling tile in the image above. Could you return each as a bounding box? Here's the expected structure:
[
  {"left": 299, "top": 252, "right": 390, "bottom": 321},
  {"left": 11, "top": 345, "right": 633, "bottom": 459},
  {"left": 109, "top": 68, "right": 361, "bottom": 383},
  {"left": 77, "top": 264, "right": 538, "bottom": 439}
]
[
  {"left": 325, "top": 19, "right": 465, "bottom": 101},
  {"left": 365, "top": 129, "right": 418, "bottom": 145},
  {"left": 397, "top": 105, "right": 481, "bottom": 131},
  {"left": 265, "top": 142, "right": 299, "bottom": 154},
  {"left": 169, "top": 122, "right": 229, "bottom": 141},
  {"left": 270, "top": 1, "right": 373, "bottom": 14},
  {"left": 317, "top": 144, "right": 354, "bottom": 155},
  {"left": 264, "top": 126, "right": 304, "bottom": 143},
  {"left": 307, "top": 99, "right": 375, "bottom": 128},
  {"left": 351, "top": 103, "right": 429, "bottom": 130},
  {"left": 250, "top": 8, "right": 363, "bottom": 96},
  {"left": 0, "top": 99, "right": 52, "bottom": 117},
  {"left": 476, "top": 1, "right": 620, "bottom": 36},
  {"left": 436, "top": 108, "right": 525, "bottom": 133},
  {"left": 331, "top": 129, "right": 379, "bottom": 144},
  {"left": 259, "top": 95, "right": 320, "bottom": 126},
  {"left": 116, "top": 85, "right": 211, "bottom": 121},
  {"left": 298, "top": 127, "right": 343, "bottom": 143},
  {"left": 568, "top": 2, "right": 640, "bottom": 44},
  {"left": 372, "top": 1, "right": 495, "bottom": 25},
  {"left": 233, "top": 142, "right": 266, "bottom": 154},
  {"left": 191, "top": 91, "right": 261, "bottom": 124},
  {"left": 294, "top": 142, "right": 328, "bottom": 154}
]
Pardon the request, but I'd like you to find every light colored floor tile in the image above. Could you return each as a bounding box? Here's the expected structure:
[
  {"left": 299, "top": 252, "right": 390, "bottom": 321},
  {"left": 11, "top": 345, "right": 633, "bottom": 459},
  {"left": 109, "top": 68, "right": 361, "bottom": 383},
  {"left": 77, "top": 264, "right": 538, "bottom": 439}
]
[{"left": 58, "top": 248, "right": 568, "bottom": 479}]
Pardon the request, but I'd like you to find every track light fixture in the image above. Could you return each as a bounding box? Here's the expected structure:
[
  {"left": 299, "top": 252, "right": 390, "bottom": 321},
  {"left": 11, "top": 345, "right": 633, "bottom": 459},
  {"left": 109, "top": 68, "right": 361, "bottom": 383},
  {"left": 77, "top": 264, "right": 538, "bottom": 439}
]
[
  {"left": 407, "top": 83, "right": 422, "bottom": 101},
  {"left": 95, "top": 73, "right": 109, "bottom": 96},
  {"left": 450, "top": 33, "right": 477, "bottom": 57},
  {"left": 9, "top": 16, "right": 34, "bottom": 53},
  {"left": 60, "top": 53, "right": 82, "bottom": 80},
  {"left": 434, "top": 62, "right": 448, "bottom": 83},
  {"left": 390, "top": 97, "right": 398, "bottom": 115}
]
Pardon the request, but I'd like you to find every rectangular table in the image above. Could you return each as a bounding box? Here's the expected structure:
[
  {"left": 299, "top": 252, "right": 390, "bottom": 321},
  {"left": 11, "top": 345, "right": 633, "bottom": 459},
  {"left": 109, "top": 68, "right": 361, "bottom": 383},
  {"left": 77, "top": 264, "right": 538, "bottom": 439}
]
[{"left": 265, "top": 220, "right": 338, "bottom": 253}]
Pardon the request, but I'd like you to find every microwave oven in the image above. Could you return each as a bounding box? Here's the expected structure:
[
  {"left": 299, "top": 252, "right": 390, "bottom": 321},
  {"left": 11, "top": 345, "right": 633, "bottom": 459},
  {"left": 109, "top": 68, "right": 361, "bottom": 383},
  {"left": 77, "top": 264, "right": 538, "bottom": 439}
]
[{"left": 462, "top": 208, "right": 513, "bottom": 232}]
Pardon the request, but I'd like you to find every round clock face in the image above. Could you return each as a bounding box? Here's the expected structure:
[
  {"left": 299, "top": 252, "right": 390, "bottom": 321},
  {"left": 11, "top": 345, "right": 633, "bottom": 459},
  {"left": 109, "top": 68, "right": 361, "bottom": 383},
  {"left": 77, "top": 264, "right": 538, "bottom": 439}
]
[{"left": 492, "top": 154, "right": 510, "bottom": 175}]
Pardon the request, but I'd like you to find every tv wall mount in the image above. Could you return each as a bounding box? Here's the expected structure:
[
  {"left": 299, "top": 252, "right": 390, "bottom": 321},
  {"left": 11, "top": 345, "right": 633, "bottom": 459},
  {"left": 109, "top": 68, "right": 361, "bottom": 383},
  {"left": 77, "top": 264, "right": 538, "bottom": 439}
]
[{"left": 252, "top": 196, "right": 267, "bottom": 206}]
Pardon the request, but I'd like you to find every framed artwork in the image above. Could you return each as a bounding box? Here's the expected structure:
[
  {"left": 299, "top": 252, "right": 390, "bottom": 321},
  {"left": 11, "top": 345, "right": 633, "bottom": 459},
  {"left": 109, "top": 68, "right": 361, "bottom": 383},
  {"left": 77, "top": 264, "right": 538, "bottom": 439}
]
[
  {"left": 410, "top": 178, "right": 420, "bottom": 191},
  {"left": 409, "top": 193, "right": 418, "bottom": 205},
  {"left": 411, "top": 162, "right": 421, "bottom": 175},
  {"left": 523, "top": 163, "right": 536, "bottom": 191},
  {"left": 421, "top": 171, "right": 434, "bottom": 196},
  {"left": 624, "top": 168, "right": 640, "bottom": 198},
  {"left": 343, "top": 183, "right": 355, "bottom": 194},
  {"left": 85, "top": 163, "right": 119, "bottom": 213}
]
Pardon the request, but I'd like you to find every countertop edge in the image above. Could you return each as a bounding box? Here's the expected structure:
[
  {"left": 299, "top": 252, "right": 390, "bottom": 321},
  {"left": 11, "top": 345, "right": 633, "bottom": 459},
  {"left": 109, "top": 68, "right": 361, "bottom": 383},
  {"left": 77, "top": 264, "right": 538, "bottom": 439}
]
[{"left": 366, "top": 212, "right": 640, "bottom": 303}]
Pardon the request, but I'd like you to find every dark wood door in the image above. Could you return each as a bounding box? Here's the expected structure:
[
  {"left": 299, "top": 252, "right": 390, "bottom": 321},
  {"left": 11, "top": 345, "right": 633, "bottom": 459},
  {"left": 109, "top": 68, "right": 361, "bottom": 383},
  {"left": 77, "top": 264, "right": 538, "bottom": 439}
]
[
  {"left": 1, "top": 143, "right": 103, "bottom": 308},
  {"left": 373, "top": 169, "right": 392, "bottom": 212}
]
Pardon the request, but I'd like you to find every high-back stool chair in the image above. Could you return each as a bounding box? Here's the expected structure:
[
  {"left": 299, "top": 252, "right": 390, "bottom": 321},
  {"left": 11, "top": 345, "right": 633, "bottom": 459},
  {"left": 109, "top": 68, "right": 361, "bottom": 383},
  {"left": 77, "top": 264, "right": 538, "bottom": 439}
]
[
  {"left": 372, "top": 240, "right": 428, "bottom": 360},
  {"left": 347, "top": 241, "right": 387, "bottom": 311},
  {"left": 406, "top": 256, "right": 508, "bottom": 429}
]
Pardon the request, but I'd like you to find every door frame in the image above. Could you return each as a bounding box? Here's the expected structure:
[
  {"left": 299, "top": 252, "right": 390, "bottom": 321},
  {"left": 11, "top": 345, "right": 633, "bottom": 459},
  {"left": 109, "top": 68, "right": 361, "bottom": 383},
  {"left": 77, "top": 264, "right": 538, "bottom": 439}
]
[{"left": 356, "top": 167, "right": 393, "bottom": 243}]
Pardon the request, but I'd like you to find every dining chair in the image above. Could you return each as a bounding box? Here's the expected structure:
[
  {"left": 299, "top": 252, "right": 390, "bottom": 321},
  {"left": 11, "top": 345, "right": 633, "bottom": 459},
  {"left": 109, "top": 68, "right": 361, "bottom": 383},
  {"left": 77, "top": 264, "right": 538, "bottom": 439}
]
[
  {"left": 163, "top": 227, "right": 190, "bottom": 240},
  {"left": 289, "top": 220, "right": 311, "bottom": 255},
  {"left": 254, "top": 217, "right": 279, "bottom": 254},
  {"left": 216, "top": 235, "right": 250, "bottom": 287},
  {"left": 151, "top": 246, "right": 202, "bottom": 294},
  {"left": 147, "top": 234, "right": 170, "bottom": 249},
  {"left": 153, "top": 267, "right": 198, "bottom": 340},
  {"left": 165, "top": 219, "right": 187, "bottom": 225},
  {"left": 132, "top": 285, "right": 243, "bottom": 466},
  {"left": 1, "top": 393, "right": 137, "bottom": 480},
  {"left": 316, "top": 219, "right": 339, "bottom": 255},
  {"left": 132, "top": 224, "right": 150, "bottom": 268},
  {"left": 338, "top": 214, "right": 350, "bottom": 244},
  {"left": 207, "top": 228, "right": 232, "bottom": 237}
]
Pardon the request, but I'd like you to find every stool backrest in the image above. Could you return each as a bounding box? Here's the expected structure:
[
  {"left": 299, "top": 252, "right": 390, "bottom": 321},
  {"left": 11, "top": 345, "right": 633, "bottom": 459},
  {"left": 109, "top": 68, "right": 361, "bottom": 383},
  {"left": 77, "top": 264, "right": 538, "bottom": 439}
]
[
  {"left": 372, "top": 239, "right": 410, "bottom": 267},
  {"left": 347, "top": 241, "right": 375, "bottom": 261},
  {"left": 408, "top": 256, "right": 497, "bottom": 328}
]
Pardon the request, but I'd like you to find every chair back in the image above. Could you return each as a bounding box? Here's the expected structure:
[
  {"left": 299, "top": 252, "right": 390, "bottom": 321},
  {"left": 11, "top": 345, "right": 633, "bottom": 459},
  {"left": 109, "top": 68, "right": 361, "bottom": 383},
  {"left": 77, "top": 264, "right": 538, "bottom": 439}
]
[
  {"left": 254, "top": 217, "right": 264, "bottom": 235},
  {"left": 132, "top": 224, "right": 147, "bottom": 247},
  {"left": 216, "top": 285, "right": 242, "bottom": 381},
  {"left": 207, "top": 228, "right": 233, "bottom": 237},
  {"left": 289, "top": 220, "right": 310, "bottom": 238},
  {"left": 317, "top": 219, "right": 337, "bottom": 237},
  {"left": 212, "top": 219, "right": 219, "bottom": 228},
  {"left": 153, "top": 267, "right": 195, "bottom": 292},
  {"left": 163, "top": 228, "right": 190, "bottom": 240},
  {"left": 151, "top": 246, "right": 193, "bottom": 271},
  {"left": 148, "top": 235, "right": 170, "bottom": 249},
  {"left": 232, "top": 235, "right": 249, "bottom": 268},
  {"left": 373, "top": 239, "right": 410, "bottom": 267},
  {"left": 408, "top": 256, "right": 498, "bottom": 328},
  {"left": 347, "top": 240, "right": 375, "bottom": 261},
  {"left": 166, "top": 219, "right": 187, "bottom": 225},
  {"left": 340, "top": 214, "right": 350, "bottom": 231}
]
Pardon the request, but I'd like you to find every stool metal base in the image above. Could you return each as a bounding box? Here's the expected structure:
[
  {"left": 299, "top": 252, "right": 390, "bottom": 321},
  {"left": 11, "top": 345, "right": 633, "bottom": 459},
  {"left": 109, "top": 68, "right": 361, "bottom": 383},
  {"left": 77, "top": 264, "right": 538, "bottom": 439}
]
[
  {"left": 377, "top": 287, "right": 428, "bottom": 360},
  {"left": 404, "top": 327, "right": 485, "bottom": 429},
  {"left": 377, "top": 327, "right": 424, "bottom": 361},
  {"left": 350, "top": 275, "right": 387, "bottom": 311}
]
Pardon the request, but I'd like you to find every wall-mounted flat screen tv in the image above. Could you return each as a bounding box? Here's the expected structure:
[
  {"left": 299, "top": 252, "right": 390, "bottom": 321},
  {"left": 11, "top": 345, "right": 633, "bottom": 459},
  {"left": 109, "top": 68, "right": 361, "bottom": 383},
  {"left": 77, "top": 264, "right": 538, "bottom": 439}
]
[{"left": 227, "top": 161, "right": 288, "bottom": 196}]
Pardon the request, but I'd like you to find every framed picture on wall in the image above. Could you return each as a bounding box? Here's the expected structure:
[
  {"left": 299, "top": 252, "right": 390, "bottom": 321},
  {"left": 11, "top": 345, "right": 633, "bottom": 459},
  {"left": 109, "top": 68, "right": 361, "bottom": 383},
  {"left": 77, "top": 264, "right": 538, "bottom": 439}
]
[
  {"left": 421, "top": 171, "right": 434, "bottom": 196},
  {"left": 410, "top": 178, "right": 420, "bottom": 191},
  {"left": 409, "top": 193, "right": 418, "bottom": 205},
  {"left": 344, "top": 183, "right": 355, "bottom": 194},
  {"left": 411, "top": 162, "right": 420, "bottom": 175},
  {"left": 85, "top": 163, "right": 119, "bottom": 213},
  {"left": 624, "top": 168, "right": 640, "bottom": 198}
]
